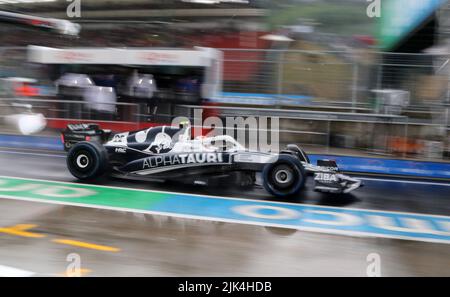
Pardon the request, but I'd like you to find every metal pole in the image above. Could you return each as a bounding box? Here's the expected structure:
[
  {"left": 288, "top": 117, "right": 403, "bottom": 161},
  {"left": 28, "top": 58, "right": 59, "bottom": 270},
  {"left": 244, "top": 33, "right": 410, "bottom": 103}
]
[
  {"left": 326, "top": 120, "right": 331, "bottom": 154},
  {"left": 384, "top": 123, "right": 389, "bottom": 155},
  {"left": 446, "top": 106, "right": 449, "bottom": 128},
  {"left": 351, "top": 62, "right": 359, "bottom": 112},
  {"left": 277, "top": 50, "right": 285, "bottom": 103},
  {"left": 446, "top": 54, "right": 450, "bottom": 127},
  {"left": 376, "top": 54, "right": 383, "bottom": 90},
  {"left": 403, "top": 118, "right": 408, "bottom": 159}
]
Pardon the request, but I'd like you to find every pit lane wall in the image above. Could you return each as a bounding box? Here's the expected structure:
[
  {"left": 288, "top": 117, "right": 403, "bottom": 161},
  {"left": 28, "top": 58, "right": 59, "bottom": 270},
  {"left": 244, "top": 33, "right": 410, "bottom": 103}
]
[
  {"left": 1, "top": 134, "right": 449, "bottom": 180},
  {"left": 308, "top": 155, "right": 450, "bottom": 180}
]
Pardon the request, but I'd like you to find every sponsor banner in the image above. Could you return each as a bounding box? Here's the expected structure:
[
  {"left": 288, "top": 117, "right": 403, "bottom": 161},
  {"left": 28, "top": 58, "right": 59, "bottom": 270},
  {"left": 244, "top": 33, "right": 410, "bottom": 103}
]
[
  {"left": 28, "top": 46, "right": 212, "bottom": 66},
  {"left": 28, "top": 46, "right": 214, "bottom": 67},
  {"left": 0, "top": 176, "right": 449, "bottom": 244}
]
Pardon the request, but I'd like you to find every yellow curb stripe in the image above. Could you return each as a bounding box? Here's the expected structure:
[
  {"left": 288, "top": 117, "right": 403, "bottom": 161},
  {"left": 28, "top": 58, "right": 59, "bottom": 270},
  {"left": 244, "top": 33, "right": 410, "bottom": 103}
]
[
  {"left": 52, "top": 239, "right": 120, "bottom": 252},
  {"left": 0, "top": 224, "right": 45, "bottom": 238}
]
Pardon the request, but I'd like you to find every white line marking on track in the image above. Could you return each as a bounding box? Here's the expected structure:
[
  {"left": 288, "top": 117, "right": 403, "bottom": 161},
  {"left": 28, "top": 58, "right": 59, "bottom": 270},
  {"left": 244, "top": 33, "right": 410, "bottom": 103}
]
[
  {"left": 1, "top": 175, "right": 450, "bottom": 245},
  {"left": 0, "top": 193, "right": 449, "bottom": 245},
  {"left": 0, "top": 265, "right": 35, "bottom": 277},
  {"left": 0, "top": 175, "right": 449, "bottom": 219}
]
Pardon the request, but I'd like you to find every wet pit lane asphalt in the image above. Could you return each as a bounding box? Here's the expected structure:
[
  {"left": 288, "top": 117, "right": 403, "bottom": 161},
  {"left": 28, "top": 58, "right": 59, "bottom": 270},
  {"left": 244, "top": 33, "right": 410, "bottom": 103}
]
[{"left": 0, "top": 148, "right": 449, "bottom": 276}]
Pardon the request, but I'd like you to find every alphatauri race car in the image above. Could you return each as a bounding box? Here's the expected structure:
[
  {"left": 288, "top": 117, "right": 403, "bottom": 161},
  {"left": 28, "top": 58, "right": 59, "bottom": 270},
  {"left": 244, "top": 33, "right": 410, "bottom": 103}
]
[{"left": 61, "top": 123, "right": 362, "bottom": 198}]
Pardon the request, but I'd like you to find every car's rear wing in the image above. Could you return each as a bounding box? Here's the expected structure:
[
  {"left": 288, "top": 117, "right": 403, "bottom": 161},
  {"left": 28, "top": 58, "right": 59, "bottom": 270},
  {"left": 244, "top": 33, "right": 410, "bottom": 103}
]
[{"left": 61, "top": 123, "right": 112, "bottom": 151}]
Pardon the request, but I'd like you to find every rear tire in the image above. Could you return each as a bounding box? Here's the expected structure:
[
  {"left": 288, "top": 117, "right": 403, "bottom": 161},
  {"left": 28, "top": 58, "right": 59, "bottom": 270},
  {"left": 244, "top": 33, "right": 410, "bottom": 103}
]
[
  {"left": 262, "top": 154, "right": 306, "bottom": 198},
  {"left": 67, "top": 141, "right": 109, "bottom": 180}
]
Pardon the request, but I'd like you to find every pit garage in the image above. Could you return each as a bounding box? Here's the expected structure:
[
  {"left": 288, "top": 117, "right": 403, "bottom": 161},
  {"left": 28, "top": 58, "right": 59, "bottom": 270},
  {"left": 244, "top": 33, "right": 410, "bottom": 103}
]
[{"left": 27, "top": 45, "right": 222, "bottom": 122}]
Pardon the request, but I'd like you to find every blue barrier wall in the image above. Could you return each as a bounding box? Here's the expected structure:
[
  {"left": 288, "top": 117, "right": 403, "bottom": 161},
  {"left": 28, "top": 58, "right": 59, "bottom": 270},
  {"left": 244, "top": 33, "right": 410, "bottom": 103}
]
[
  {"left": 0, "top": 134, "right": 63, "bottom": 151},
  {"left": 309, "top": 155, "right": 450, "bottom": 179},
  {"left": 214, "top": 92, "right": 313, "bottom": 106},
  {"left": 0, "top": 134, "right": 449, "bottom": 179}
]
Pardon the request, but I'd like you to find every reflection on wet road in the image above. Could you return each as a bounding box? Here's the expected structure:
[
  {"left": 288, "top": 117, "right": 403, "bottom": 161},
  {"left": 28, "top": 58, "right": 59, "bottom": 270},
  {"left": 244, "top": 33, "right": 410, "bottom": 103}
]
[{"left": 0, "top": 149, "right": 449, "bottom": 276}]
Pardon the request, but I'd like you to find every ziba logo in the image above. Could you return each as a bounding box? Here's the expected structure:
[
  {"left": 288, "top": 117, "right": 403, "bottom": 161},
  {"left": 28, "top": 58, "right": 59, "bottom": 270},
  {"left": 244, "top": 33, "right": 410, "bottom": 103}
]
[
  {"left": 315, "top": 173, "right": 338, "bottom": 182},
  {"left": 366, "top": 0, "right": 381, "bottom": 18}
]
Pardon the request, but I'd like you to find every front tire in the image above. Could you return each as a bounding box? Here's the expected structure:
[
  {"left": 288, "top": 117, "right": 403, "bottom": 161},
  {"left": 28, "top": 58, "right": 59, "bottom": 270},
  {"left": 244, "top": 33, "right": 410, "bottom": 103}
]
[
  {"left": 67, "top": 141, "right": 109, "bottom": 180},
  {"left": 262, "top": 154, "right": 306, "bottom": 198}
]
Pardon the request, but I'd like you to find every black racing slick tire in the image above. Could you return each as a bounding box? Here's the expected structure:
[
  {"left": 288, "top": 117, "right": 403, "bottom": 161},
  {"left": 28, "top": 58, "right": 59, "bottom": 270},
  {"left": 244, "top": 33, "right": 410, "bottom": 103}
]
[
  {"left": 262, "top": 154, "right": 306, "bottom": 198},
  {"left": 67, "top": 141, "right": 109, "bottom": 180}
]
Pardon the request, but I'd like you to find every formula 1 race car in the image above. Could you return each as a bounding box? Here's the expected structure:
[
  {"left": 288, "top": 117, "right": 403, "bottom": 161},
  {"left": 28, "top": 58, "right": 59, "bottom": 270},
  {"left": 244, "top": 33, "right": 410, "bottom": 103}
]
[{"left": 61, "top": 123, "right": 362, "bottom": 198}]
